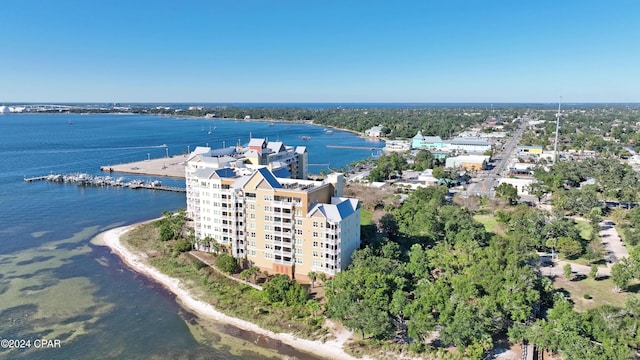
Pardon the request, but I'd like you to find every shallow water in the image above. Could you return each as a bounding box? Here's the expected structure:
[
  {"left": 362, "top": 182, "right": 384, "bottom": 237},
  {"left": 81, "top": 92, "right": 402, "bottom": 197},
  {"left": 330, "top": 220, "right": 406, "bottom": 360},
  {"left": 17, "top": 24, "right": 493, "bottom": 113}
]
[{"left": 0, "top": 113, "right": 377, "bottom": 359}]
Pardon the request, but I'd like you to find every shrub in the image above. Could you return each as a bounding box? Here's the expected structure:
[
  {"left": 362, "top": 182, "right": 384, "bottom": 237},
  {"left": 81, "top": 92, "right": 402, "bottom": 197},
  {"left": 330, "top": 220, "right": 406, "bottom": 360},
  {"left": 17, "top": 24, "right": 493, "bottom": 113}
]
[
  {"left": 583, "top": 294, "right": 592, "bottom": 300},
  {"left": 216, "top": 253, "right": 239, "bottom": 274},
  {"left": 193, "top": 259, "right": 206, "bottom": 270}
]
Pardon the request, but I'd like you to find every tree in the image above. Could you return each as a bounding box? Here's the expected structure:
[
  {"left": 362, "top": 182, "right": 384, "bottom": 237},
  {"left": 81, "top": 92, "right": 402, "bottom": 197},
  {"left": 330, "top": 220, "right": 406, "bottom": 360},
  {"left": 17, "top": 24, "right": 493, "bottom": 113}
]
[
  {"left": 244, "top": 266, "right": 260, "bottom": 283},
  {"left": 263, "top": 274, "right": 308, "bottom": 306},
  {"left": 556, "top": 236, "right": 583, "bottom": 259},
  {"left": 379, "top": 213, "right": 399, "bottom": 240},
  {"left": 308, "top": 271, "right": 317, "bottom": 289},
  {"left": 563, "top": 263, "right": 573, "bottom": 279},
  {"left": 611, "top": 258, "right": 634, "bottom": 292},
  {"left": 495, "top": 183, "right": 519, "bottom": 205},
  {"left": 317, "top": 273, "right": 327, "bottom": 286},
  {"left": 216, "top": 253, "right": 239, "bottom": 274},
  {"left": 589, "top": 264, "right": 599, "bottom": 279}
]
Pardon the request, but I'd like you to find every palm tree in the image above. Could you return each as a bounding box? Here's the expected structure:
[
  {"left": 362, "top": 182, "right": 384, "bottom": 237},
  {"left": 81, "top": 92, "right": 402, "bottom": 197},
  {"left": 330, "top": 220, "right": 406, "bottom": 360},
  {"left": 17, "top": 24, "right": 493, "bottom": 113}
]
[
  {"left": 210, "top": 241, "right": 222, "bottom": 255},
  {"left": 317, "top": 273, "right": 327, "bottom": 286},
  {"left": 308, "top": 271, "right": 317, "bottom": 288},
  {"left": 246, "top": 266, "right": 260, "bottom": 284}
]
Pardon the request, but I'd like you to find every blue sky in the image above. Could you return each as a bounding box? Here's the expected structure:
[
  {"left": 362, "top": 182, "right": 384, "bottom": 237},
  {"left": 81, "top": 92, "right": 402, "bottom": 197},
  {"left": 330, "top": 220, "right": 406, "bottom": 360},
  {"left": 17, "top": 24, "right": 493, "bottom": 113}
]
[{"left": 1, "top": 0, "right": 639, "bottom": 103}]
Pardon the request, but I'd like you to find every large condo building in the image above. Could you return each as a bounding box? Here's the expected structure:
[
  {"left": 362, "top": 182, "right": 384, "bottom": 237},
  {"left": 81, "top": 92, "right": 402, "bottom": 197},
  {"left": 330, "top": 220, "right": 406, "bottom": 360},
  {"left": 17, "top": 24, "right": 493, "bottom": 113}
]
[{"left": 185, "top": 148, "right": 361, "bottom": 279}]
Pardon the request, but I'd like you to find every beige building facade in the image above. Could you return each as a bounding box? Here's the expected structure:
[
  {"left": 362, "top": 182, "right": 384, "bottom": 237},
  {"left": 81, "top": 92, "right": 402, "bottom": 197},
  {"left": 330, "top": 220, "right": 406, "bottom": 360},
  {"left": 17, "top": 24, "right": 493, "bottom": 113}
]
[{"left": 187, "top": 162, "right": 360, "bottom": 279}]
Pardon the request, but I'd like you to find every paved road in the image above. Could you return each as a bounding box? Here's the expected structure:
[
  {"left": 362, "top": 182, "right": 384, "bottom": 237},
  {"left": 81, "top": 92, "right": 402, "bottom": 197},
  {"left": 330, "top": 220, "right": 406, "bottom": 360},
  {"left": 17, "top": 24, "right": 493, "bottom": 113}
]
[
  {"left": 600, "top": 220, "right": 629, "bottom": 270},
  {"left": 465, "top": 118, "right": 528, "bottom": 197},
  {"left": 540, "top": 220, "right": 627, "bottom": 278}
]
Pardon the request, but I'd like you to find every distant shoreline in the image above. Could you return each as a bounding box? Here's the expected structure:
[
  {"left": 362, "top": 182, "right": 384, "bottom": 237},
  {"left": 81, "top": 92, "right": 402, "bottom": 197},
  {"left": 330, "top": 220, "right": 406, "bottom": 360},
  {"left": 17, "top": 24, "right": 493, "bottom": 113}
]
[{"left": 93, "top": 222, "right": 361, "bottom": 360}]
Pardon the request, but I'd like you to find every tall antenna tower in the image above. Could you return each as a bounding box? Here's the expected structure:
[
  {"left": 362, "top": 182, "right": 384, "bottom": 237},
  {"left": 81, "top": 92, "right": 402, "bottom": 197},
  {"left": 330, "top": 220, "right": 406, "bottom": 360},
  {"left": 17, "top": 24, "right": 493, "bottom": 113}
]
[{"left": 553, "top": 97, "right": 562, "bottom": 165}]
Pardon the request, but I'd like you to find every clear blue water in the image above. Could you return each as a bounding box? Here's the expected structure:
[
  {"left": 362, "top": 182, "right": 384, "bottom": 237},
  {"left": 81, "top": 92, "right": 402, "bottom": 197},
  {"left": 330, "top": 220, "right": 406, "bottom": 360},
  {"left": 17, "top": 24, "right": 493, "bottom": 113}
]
[{"left": 0, "top": 113, "right": 383, "bottom": 359}]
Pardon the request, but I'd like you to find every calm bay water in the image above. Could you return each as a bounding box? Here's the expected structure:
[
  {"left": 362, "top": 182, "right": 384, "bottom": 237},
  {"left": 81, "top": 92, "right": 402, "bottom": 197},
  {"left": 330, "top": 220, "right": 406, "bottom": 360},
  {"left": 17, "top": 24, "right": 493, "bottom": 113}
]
[{"left": 0, "top": 113, "right": 383, "bottom": 360}]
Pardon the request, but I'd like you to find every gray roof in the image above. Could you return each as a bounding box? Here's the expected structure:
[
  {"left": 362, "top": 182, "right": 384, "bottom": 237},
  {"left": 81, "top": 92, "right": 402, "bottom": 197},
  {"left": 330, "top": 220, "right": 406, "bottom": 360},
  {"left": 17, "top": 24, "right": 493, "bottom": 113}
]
[
  {"left": 248, "top": 138, "right": 266, "bottom": 147},
  {"left": 309, "top": 197, "right": 359, "bottom": 222},
  {"left": 412, "top": 131, "right": 443, "bottom": 143},
  {"left": 266, "top": 141, "right": 284, "bottom": 152},
  {"left": 194, "top": 168, "right": 216, "bottom": 179},
  {"left": 448, "top": 137, "right": 491, "bottom": 146},
  {"left": 209, "top": 147, "right": 236, "bottom": 157}
]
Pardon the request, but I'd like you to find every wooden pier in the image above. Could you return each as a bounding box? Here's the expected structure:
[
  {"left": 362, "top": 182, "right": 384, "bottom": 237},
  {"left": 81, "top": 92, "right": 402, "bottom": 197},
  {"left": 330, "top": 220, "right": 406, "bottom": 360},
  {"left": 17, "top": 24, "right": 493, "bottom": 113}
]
[
  {"left": 326, "top": 145, "right": 381, "bottom": 150},
  {"left": 25, "top": 173, "right": 186, "bottom": 193}
]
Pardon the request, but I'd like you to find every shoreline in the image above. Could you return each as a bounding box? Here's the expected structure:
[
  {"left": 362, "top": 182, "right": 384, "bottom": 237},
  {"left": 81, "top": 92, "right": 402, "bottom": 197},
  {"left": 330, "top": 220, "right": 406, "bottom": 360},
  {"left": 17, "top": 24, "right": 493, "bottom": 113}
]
[{"left": 93, "top": 222, "right": 362, "bottom": 360}]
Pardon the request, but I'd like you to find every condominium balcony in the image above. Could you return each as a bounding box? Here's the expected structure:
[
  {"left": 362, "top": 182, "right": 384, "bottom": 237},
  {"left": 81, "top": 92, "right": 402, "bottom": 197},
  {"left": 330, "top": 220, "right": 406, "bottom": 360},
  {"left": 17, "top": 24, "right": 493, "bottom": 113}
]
[{"left": 325, "top": 247, "right": 340, "bottom": 256}]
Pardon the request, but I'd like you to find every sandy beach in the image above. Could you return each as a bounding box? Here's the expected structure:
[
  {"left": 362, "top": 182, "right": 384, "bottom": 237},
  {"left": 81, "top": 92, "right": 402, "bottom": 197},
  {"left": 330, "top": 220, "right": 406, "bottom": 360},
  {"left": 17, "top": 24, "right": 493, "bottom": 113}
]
[{"left": 94, "top": 223, "right": 361, "bottom": 360}]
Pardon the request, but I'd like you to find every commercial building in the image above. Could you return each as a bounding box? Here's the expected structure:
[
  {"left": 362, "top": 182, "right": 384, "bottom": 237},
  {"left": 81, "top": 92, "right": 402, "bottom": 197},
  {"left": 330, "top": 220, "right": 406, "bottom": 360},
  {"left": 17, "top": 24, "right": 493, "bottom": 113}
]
[
  {"left": 516, "top": 145, "right": 543, "bottom": 156},
  {"left": 186, "top": 159, "right": 361, "bottom": 279},
  {"left": 446, "top": 137, "right": 492, "bottom": 154},
  {"left": 410, "top": 132, "right": 492, "bottom": 154},
  {"left": 411, "top": 132, "right": 445, "bottom": 150},
  {"left": 497, "top": 177, "right": 535, "bottom": 195},
  {"left": 445, "top": 155, "right": 490, "bottom": 171}
]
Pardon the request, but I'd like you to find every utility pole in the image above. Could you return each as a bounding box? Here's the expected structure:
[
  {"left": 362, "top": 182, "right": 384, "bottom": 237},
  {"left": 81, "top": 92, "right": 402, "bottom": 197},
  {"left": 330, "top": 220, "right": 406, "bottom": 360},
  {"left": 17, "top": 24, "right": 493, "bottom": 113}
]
[{"left": 553, "top": 97, "right": 562, "bottom": 165}]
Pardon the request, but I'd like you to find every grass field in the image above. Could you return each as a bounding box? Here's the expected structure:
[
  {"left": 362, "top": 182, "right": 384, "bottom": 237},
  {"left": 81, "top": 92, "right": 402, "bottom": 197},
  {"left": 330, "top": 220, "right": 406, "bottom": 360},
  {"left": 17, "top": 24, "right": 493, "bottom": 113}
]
[
  {"left": 361, "top": 209, "right": 373, "bottom": 225},
  {"left": 552, "top": 275, "right": 639, "bottom": 312},
  {"left": 473, "top": 214, "right": 505, "bottom": 236}
]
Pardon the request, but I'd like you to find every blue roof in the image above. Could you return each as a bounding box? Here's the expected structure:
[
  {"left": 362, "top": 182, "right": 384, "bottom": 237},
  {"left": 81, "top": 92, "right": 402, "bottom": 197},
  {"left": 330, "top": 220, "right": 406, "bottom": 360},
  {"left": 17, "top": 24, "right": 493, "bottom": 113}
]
[
  {"left": 213, "top": 168, "right": 237, "bottom": 178},
  {"left": 272, "top": 167, "right": 292, "bottom": 179},
  {"left": 256, "top": 167, "right": 282, "bottom": 188}
]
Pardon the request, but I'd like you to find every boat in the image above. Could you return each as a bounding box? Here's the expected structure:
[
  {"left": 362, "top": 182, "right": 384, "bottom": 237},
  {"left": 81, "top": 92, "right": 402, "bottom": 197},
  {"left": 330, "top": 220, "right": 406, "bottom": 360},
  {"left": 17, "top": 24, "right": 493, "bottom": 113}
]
[
  {"left": 68, "top": 120, "right": 73, "bottom": 125},
  {"left": 324, "top": 129, "right": 334, "bottom": 135},
  {"left": 208, "top": 125, "right": 212, "bottom": 134},
  {"left": 301, "top": 136, "right": 311, "bottom": 140},
  {"left": 269, "top": 122, "right": 275, "bottom": 126}
]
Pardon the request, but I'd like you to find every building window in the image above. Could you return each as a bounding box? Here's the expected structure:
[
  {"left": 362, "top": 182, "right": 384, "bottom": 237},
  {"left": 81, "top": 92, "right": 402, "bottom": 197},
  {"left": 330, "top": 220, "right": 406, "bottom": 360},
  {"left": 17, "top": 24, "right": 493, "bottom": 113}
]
[
  {"left": 296, "top": 248, "right": 303, "bottom": 255},
  {"left": 250, "top": 213, "right": 255, "bottom": 219},
  {"left": 251, "top": 241, "right": 256, "bottom": 247},
  {"left": 313, "top": 221, "right": 318, "bottom": 228},
  {"left": 250, "top": 222, "right": 256, "bottom": 229},
  {"left": 313, "top": 251, "right": 319, "bottom": 257},
  {"left": 295, "top": 238, "right": 303, "bottom": 245},
  {"left": 295, "top": 219, "right": 303, "bottom": 226},
  {"left": 251, "top": 250, "right": 256, "bottom": 256},
  {"left": 249, "top": 204, "right": 255, "bottom": 210},
  {"left": 295, "top": 258, "right": 303, "bottom": 264},
  {"left": 313, "top": 241, "right": 318, "bottom": 247},
  {"left": 264, "top": 206, "right": 272, "bottom": 212},
  {"left": 313, "top": 232, "right": 318, "bottom": 238}
]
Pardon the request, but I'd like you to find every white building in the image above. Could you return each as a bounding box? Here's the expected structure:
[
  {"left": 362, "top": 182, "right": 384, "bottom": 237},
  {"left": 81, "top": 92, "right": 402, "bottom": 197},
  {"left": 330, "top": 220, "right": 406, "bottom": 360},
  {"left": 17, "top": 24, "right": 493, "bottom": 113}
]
[
  {"left": 497, "top": 177, "right": 536, "bottom": 195},
  {"left": 365, "top": 125, "right": 385, "bottom": 138},
  {"left": 445, "top": 155, "right": 490, "bottom": 170},
  {"left": 186, "top": 163, "right": 361, "bottom": 278},
  {"left": 445, "top": 138, "right": 492, "bottom": 154},
  {"left": 384, "top": 140, "right": 411, "bottom": 153}
]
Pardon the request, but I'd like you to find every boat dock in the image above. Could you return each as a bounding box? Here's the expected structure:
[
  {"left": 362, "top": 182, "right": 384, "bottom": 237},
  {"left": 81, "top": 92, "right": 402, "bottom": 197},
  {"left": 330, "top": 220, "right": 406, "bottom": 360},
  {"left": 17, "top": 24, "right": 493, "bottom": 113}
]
[
  {"left": 25, "top": 173, "right": 185, "bottom": 193},
  {"left": 326, "top": 145, "right": 381, "bottom": 150}
]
